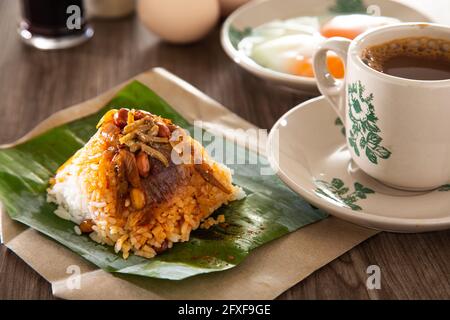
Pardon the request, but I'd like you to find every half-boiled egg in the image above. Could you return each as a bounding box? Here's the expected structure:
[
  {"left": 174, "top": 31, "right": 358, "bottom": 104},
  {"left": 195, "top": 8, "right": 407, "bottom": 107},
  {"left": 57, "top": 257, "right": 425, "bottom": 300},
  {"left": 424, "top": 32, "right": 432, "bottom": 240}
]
[
  {"left": 243, "top": 31, "right": 344, "bottom": 78},
  {"left": 321, "top": 14, "right": 401, "bottom": 39}
]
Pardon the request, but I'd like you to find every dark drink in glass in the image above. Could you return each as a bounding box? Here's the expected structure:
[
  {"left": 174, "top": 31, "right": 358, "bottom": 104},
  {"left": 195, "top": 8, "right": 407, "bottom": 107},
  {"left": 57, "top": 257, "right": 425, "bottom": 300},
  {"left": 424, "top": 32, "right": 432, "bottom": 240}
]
[{"left": 19, "top": 0, "right": 93, "bottom": 50}]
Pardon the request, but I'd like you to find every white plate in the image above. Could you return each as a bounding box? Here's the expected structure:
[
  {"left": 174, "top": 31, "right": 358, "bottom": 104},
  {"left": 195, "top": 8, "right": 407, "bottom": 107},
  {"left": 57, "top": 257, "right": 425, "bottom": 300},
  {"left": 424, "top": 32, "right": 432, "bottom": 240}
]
[
  {"left": 267, "top": 96, "right": 450, "bottom": 232},
  {"left": 221, "top": 0, "right": 432, "bottom": 93}
]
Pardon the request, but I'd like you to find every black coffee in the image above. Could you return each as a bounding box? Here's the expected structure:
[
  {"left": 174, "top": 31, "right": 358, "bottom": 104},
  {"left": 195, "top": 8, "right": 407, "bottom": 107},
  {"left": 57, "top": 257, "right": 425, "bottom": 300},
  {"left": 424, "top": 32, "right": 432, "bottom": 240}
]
[
  {"left": 20, "top": 0, "right": 86, "bottom": 37},
  {"left": 361, "top": 37, "right": 450, "bottom": 80}
]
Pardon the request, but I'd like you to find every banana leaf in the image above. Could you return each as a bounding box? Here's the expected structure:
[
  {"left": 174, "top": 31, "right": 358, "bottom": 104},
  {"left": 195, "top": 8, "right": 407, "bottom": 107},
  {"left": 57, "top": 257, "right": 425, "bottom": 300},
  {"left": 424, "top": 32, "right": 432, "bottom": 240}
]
[{"left": 0, "top": 81, "right": 326, "bottom": 280}]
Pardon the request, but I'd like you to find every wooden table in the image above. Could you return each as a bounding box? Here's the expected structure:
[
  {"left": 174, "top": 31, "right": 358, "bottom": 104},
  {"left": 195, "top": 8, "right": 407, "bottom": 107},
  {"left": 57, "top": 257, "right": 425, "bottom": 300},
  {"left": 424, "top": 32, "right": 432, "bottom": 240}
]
[{"left": 0, "top": 1, "right": 449, "bottom": 300}]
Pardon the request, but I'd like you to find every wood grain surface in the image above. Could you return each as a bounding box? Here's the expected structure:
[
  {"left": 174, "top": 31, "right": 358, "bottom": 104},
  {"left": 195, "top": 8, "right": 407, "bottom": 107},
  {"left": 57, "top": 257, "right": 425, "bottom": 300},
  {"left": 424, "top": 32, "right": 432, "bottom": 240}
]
[{"left": 0, "top": 0, "right": 449, "bottom": 300}]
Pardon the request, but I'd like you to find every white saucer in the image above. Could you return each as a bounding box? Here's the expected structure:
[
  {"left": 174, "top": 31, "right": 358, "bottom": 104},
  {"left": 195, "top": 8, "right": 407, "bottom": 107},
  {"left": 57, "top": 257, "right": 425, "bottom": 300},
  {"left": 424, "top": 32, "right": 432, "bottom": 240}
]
[{"left": 267, "top": 97, "right": 450, "bottom": 232}]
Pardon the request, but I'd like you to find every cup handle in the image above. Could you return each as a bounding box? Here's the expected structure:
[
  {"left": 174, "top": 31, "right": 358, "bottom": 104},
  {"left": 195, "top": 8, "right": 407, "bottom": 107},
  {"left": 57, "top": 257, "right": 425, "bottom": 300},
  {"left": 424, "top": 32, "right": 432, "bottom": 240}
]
[{"left": 313, "top": 37, "right": 351, "bottom": 125}]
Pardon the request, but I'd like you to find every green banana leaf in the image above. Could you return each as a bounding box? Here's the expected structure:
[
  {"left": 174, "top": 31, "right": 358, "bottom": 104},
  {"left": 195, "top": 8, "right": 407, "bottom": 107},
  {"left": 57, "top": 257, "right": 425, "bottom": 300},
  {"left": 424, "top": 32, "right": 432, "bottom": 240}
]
[{"left": 0, "top": 81, "right": 326, "bottom": 280}]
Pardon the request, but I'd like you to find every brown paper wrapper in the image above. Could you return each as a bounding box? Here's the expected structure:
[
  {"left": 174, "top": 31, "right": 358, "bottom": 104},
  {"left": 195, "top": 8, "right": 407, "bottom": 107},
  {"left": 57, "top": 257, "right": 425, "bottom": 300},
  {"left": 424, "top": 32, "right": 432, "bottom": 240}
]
[{"left": 0, "top": 68, "right": 378, "bottom": 299}]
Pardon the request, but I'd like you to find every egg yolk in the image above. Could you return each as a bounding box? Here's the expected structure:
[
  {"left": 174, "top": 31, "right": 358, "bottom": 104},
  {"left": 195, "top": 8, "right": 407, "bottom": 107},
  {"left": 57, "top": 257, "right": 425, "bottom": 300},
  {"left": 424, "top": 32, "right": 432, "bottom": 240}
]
[
  {"left": 321, "top": 27, "right": 361, "bottom": 40},
  {"left": 320, "top": 15, "right": 400, "bottom": 40},
  {"left": 292, "top": 57, "right": 315, "bottom": 78},
  {"left": 292, "top": 54, "right": 344, "bottom": 78}
]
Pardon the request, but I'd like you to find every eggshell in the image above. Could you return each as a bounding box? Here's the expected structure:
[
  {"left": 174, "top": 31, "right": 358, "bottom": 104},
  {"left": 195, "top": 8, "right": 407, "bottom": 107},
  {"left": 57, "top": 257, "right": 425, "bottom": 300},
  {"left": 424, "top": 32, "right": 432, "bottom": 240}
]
[
  {"left": 137, "top": 0, "right": 220, "bottom": 44},
  {"left": 219, "top": 0, "right": 250, "bottom": 16}
]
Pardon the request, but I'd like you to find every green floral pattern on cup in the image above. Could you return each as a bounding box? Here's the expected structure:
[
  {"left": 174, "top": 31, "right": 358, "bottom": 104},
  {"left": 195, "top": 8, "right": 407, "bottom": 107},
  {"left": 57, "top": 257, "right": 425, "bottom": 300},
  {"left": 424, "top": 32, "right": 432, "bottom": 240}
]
[
  {"left": 347, "top": 81, "right": 392, "bottom": 164},
  {"left": 315, "top": 178, "right": 374, "bottom": 211}
]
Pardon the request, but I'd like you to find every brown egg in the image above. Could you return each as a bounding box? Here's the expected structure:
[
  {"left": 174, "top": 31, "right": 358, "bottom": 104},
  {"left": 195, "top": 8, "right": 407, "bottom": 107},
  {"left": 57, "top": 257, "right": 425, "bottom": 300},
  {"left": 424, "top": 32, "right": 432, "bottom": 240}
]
[
  {"left": 137, "top": 0, "right": 220, "bottom": 44},
  {"left": 219, "top": 0, "right": 250, "bottom": 16}
]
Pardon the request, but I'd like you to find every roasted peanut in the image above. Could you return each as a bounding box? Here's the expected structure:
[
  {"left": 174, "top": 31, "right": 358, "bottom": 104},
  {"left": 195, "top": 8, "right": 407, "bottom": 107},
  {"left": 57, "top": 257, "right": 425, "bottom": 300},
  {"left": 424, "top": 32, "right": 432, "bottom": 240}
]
[
  {"left": 136, "top": 151, "right": 150, "bottom": 177},
  {"left": 167, "top": 124, "right": 178, "bottom": 132},
  {"left": 134, "top": 110, "right": 150, "bottom": 120},
  {"left": 79, "top": 219, "right": 95, "bottom": 233},
  {"left": 130, "top": 188, "right": 146, "bottom": 210},
  {"left": 114, "top": 108, "right": 129, "bottom": 128},
  {"left": 156, "top": 122, "right": 171, "bottom": 138}
]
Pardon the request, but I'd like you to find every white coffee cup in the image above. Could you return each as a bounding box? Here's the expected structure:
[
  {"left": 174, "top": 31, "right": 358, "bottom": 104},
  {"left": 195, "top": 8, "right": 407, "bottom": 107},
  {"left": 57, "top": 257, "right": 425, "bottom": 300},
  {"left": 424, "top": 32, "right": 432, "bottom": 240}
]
[{"left": 313, "top": 23, "right": 450, "bottom": 191}]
